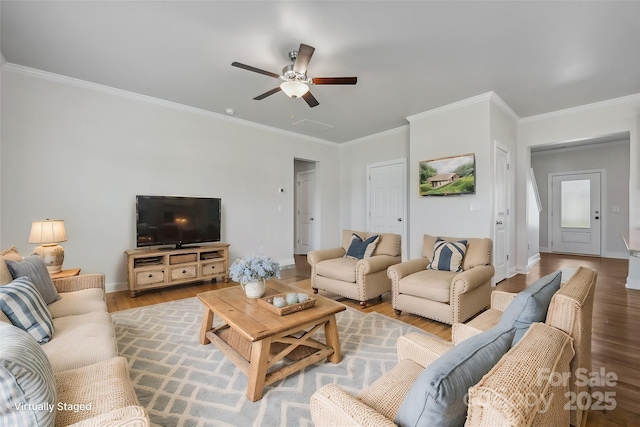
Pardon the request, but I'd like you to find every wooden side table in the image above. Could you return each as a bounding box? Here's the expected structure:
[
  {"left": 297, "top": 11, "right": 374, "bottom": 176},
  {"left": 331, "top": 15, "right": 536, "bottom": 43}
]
[{"left": 50, "top": 268, "right": 81, "bottom": 280}]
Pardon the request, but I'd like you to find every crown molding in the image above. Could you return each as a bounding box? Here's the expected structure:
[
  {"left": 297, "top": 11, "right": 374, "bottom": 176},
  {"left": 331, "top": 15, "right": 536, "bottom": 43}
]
[
  {"left": 406, "top": 92, "right": 494, "bottom": 122},
  {"left": 531, "top": 138, "right": 629, "bottom": 156},
  {"left": 341, "top": 124, "right": 409, "bottom": 148},
  {"left": 2, "top": 62, "right": 339, "bottom": 147},
  {"left": 490, "top": 92, "right": 520, "bottom": 122},
  {"left": 520, "top": 93, "right": 640, "bottom": 124}
]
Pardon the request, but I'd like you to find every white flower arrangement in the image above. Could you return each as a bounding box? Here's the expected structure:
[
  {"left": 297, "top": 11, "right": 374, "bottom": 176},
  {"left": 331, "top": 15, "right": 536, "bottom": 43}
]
[{"left": 228, "top": 255, "right": 281, "bottom": 285}]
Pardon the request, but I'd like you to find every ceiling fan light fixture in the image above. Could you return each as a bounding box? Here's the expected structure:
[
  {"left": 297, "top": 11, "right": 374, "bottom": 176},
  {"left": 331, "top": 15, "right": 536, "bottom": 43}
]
[{"left": 280, "top": 80, "right": 309, "bottom": 99}]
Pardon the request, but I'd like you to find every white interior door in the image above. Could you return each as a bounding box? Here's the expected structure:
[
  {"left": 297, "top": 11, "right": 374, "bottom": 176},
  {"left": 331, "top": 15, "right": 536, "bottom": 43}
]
[
  {"left": 493, "top": 144, "right": 509, "bottom": 283},
  {"left": 296, "top": 170, "right": 316, "bottom": 254},
  {"left": 550, "top": 172, "right": 601, "bottom": 255},
  {"left": 367, "top": 160, "right": 406, "bottom": 256}
]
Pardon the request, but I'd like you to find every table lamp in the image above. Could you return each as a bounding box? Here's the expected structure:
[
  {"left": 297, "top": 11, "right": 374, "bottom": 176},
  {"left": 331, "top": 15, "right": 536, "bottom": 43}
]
[{"left": 29, "top": 219, "right": 67, "bottom": 273}]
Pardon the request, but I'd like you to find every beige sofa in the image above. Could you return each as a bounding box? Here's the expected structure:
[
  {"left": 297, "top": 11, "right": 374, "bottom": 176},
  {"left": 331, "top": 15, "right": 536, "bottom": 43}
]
[
  {"left": 388, "top": 235, "right": 493, "bottom": 325},
  {"left": 0, "top": 247, "right": 149, "bottom": 427},
  {"left": 310, "top": 267, "right": 597, "bottom": 426},
  {"left": 308, "top": 230, "right": 402, "bottom": 307}
]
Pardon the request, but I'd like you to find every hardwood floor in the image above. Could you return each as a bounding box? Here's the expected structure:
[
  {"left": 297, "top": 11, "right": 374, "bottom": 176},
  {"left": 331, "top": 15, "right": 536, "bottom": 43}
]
[{"left": 106, "top": 253, "right": 640, "bottom": 426}]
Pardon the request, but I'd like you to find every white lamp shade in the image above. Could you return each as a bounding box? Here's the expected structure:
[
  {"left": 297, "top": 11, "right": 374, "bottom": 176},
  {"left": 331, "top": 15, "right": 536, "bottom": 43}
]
[
  {"left": 280, "top": 81, "right": 309, "bottom": 99},
  {"left": 29, "top": 220, "right": 67, "bottom": 244}
]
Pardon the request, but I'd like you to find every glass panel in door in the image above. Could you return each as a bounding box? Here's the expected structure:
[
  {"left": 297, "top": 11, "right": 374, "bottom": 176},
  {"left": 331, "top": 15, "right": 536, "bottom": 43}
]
[{"left": 560, "top": 179, "right": 591, "bottom": 228}]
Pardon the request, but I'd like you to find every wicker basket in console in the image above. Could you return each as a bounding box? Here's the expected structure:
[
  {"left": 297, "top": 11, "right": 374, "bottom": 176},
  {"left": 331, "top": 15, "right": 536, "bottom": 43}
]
[{"left": 258, "top": 293, "right": 316, "bottom": 316}]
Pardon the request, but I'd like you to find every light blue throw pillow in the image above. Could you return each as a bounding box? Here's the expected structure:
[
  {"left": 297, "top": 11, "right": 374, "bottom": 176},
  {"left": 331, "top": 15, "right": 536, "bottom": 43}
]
[
  {"left": 0, "top": 322, "right": 57, "bottom": 427},
  {"left": 0, "top": 277, "right": 54, "bottom": 344},
  {"left": 498, "top": 270, "right": 562, "bottom": 346},
  {"left": 395, "top": 326, "right": 516, "bottom": 427},
  {"left": 6, "top": 255, "right": 61, "bottom": 304}
]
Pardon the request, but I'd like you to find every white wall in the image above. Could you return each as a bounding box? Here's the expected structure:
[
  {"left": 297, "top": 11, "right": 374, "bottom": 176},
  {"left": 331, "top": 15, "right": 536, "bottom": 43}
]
[
  {"left": 0, "top": 56, "right": 3, "bottom": 244},
  {"left": 339, "top": 126, "right": 409, "bottom": 232},
  {"left": 517, "top": 95, "right": 640, "bottom": 270},
  {"left": 407, "top": 95, "right": 492, "bottom": 259},
  {"left": 1, "top": 68, "right": 341, "bottom": 291},
  {"left": 531, "top": 140, "right": 630, "bottom": 258}
]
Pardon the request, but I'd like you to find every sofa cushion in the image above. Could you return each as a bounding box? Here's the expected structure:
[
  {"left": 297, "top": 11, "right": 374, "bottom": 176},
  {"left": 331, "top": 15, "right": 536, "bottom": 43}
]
[
  {"left": 498, "top": 270, "right": 562, "bottom": 346},
  {"left": 54, "top": 357, "right": 141, "bottom": 427},
  {"left": 346, "top": 233, "right": 379, "bottom": 259},
  {"left": 0, "top": 322, "right": 57, "bottom": 427},
  {"left": 395, "top": 326, "right": 516, "bottom": 427},
  {"left": 1, "top": 246, "right": 22, "bottom": 286},
  {"left": 398, "top": 269, "right": 457, "bottom": 303},
  {"left": 316, "top": 257, "right": 358, "bottom": 283},
  {"left": 374, "top": 233, "right": 402, "bottom": 257},
  {"left": 0, "top": 277, "right": 54, "bottom": 344},
  {"left": 428, "top": 239, "right": 467, "bottom": 272},
  {"left": 6, "top": 255, "right": 61, "bottom": 304},
  {"left": 42, "top": 311, "right": 117, "bottom": 372},
  {"left": 47, "top": 288, "right": 107, "bottom": 319}
]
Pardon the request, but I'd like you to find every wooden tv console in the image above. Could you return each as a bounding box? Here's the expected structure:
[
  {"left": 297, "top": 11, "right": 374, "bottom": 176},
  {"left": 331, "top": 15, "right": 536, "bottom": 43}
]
[{"left": 125, "top": 243, "right": 229, "bottom": 297}]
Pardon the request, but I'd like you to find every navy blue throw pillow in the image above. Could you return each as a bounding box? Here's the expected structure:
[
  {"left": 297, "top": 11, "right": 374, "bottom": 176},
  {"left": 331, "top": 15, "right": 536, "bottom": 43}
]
[{"left": 346, "top": 234, "right": 379, "bottom": 260}]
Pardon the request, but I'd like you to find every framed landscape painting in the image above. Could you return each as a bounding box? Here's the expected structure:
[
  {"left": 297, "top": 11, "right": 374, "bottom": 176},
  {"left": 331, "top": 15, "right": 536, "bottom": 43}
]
[{"left": 419, "top": 153, "right": 476, "bottom": 196}]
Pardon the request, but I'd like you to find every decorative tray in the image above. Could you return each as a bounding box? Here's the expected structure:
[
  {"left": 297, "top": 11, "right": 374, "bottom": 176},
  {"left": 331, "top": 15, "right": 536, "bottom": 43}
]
[{"left": 257, "top": 293, "right": 316, "bottom": 316}]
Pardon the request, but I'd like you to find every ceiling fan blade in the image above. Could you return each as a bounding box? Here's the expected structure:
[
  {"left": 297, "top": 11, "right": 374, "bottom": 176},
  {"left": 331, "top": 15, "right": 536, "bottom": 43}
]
[
  {"left": 302, "top": 91, "right": 319, "bottom": 108},
  {"left": 293, "top": 44, "right": 315, "bottom": 74},
  {"left": 311, "top": 77, "right": 358, "bottom": 85},
  {"left": 232, "top": 62, "right": 280, "bottom": 79},
  {"left": 253, "top": 87, "right": 282, "bottom": 100}
]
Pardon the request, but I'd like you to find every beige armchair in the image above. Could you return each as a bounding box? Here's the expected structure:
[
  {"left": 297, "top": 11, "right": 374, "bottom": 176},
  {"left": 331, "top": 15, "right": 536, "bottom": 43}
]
[
  {"left": 388, "top": 235, "right": 493, "bottom": 325},
  {"left": 307, "top": 230, "right": 401, "bottom": 307}
]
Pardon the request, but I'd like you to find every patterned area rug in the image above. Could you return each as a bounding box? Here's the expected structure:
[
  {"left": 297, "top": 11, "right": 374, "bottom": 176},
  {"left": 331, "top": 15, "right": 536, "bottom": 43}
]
[{"left": 112, "top": 296, "right": 426, "bottom": 427}]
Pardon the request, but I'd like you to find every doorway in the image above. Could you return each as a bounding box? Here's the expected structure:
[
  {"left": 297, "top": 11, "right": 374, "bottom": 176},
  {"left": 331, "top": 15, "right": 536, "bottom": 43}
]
[
  {"left": 294, "top": 159, "right": 317, "bottom": 255},
  {"left": 493, "top": 142, "right": 511, "bottom": 283},
  {"left": 366, "top": 159, "right": 407, "bottom": 259},
  {"left": 549, "top": 171, "right": 602, "bottom": 256}
]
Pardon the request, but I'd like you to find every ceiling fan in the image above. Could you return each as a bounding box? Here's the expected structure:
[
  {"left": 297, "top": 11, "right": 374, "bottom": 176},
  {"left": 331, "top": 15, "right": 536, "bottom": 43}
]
[{"left": 231, "top": 43, "right": 357, "bottom": 108}]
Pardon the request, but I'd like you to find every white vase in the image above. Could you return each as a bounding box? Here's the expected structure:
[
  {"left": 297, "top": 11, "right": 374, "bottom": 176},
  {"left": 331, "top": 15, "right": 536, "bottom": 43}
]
[{"left": 242, "top": 279, "right": 266, "bottom": 299}]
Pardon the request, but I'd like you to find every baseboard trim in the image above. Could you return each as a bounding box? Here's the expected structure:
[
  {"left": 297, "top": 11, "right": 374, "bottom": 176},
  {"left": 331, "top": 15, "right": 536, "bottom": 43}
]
[
  {"left": 540, "top": 248, "right": 628, "bottom": 260},
  {"left": 106, "top": 282, "right": 128, "bottom": 294},
  {"left": 514, "top": 253, "right": 541, "bottom": 275},
  {"left": 603, "top": 251, "right": 630, "bottom": 260},
  {"left": 626, "top": 276, "right": 640, "bottom": 290},
  {"left": 528, "top": 253, "right": 541, "bottom": 267},
  {"left": 278, "top": 257, "right": 296, "bottom": 270}
]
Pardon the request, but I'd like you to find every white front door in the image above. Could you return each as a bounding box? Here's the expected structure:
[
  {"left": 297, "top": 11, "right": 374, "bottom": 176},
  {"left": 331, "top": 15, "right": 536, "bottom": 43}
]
[
  {"left": 296, "top": 170, "right": 316, "bottom": 254},
  {"left": 550, "top": 172, "right": 601, "bottom": 255},
  {"left": 367, "top": 160, "right": 406, "bottom": 256},
  {"left": 493, "top": 144, "right": 509, "bottom": 283}
]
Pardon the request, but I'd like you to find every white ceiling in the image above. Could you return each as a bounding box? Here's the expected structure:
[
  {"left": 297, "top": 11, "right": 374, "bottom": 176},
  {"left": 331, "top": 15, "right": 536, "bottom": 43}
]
[{"left": 2, "top": 1, "right": 639, "bottom": 143}]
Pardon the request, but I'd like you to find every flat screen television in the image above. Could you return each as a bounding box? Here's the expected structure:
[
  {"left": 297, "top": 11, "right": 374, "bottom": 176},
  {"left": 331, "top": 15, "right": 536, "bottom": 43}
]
[{"left": 136, "top": 195, "right": 221, "bottom": 248}]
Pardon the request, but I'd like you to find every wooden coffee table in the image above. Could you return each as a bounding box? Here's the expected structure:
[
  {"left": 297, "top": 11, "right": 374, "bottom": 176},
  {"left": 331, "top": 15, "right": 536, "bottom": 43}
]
[{"left": 197, "top": 281, "right": 346, "bottom": 401}]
